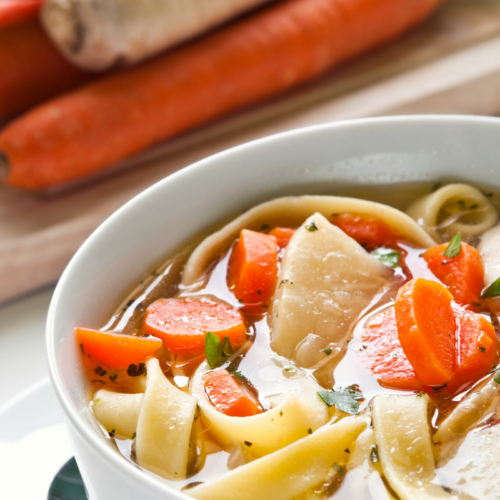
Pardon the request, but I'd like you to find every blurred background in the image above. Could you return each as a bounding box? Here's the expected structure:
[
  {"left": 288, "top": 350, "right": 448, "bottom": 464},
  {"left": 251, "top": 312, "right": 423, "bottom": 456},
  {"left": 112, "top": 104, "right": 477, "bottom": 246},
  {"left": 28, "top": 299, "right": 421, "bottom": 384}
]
[{"left": 1, "top": 0, "right": 500, "bottom": 496}]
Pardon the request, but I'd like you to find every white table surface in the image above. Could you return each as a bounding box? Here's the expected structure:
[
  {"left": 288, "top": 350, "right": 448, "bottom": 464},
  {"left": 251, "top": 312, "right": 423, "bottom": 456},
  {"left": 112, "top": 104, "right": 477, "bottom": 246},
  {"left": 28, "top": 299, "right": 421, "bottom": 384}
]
[{"left": 0, "top": 286, "right": 55, "bottom": 404}]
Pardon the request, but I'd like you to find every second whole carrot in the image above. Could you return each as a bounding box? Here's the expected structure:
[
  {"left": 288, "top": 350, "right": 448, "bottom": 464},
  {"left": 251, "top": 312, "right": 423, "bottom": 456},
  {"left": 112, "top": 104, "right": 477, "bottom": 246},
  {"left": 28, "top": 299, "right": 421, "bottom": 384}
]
[{"left": 0, "top": 0, "right": 445, "bottom": 190}]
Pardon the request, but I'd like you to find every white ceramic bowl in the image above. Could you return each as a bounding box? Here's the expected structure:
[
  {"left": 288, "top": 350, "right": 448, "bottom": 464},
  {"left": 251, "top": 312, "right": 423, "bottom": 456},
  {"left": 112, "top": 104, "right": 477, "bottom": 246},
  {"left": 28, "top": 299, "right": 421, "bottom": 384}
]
[{"left": 47, "top": 115, "right": 500, "bottom": 499}]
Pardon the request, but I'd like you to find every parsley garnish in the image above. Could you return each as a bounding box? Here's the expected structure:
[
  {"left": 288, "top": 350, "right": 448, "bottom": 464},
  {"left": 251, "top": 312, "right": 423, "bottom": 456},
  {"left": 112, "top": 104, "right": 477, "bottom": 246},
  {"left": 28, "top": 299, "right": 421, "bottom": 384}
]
[
  {"left": 323, "top": 348, "right": 332, "bottom": 356},
  {"left": 93, "top": 366, "right": 107, "bottom": 377},
  {"left": 109, "top": 374, "right": 117, "bottom": 383},
  {"left": 370, "top": 247, "right": 401, "bottom": 268},
  {"left": 332, "top": 463, "right": 344, "bottom": 473},
  {"left": 432, "top": 182, "right": 443, "bottom": 192},
  {"left": 317, "top": 386, "right": 364, "bottom": 415},
  {"left": 344, "top": 449, "right": 350, "bottom": 454},
  {"left": 244, "top": 441, "right": 253, "bottom": 447},
  {"left": 79, "top": 343, "right": 85, "bottom": 356},
  {"left": 471, "top": 302, "right": 481, "bottom": 307},
  {"left": 232, "top": 371, "right": 243, "bottom": 379},
  {"left": 443, "top": 233, "right": 461, "bottom": 258},
  {"left": 94, "top": 398, "right": 101, "bottom": 404},
  {"left": 127, "top": 363, "right": 146, "bottom": 377},
  {"left": 482, "top": 277, "right": 500, "bottom": 299},
  {"left": 132, "top": 432, "right": 136, "bottom": 439},
  {"left": 494, "top": 373, "right": 500, "bottom": 384},
  {"left": 305, "top": 221, "right": 318, "bottom": 232},
  {"left": 205, "top": 332, "right": 234, "bottom": 369},
  {"left": 109, "top": 429, "right": 116, "bottom": 438},
  {"left": 479, "top": 347, "right": 486, "bottom": 353},
  {"left": 307, "top": 428, "right": 312, "bottom": 435},
  {"left": 370, "top": 444, "right": 380, "bottom": 463},
  {"left": 417, "top": 391, "right": 425, "bottom": 398}
]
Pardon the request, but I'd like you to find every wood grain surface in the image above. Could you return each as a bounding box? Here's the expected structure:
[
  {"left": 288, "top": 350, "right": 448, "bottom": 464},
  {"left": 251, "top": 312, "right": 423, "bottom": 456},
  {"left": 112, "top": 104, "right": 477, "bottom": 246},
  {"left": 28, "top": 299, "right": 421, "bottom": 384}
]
[{"left": 2, "top": 0, "right": 500, "bottom": 304}]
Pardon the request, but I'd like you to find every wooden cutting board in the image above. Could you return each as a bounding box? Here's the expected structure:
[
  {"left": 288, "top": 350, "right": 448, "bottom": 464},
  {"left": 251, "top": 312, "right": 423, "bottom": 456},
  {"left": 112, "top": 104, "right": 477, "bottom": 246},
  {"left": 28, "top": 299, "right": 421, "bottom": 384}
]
[{"left": 2, "top": 0, "right": 500, "bottom": 304}]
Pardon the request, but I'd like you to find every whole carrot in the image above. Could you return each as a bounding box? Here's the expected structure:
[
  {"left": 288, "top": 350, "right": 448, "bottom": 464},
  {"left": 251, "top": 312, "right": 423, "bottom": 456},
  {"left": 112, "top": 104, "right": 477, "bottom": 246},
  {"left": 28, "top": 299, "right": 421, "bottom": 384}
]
[
  {"left": 0, "top": 0, "right": 445, "bottom": 190},
  {"left": 0, "top": 0, "right": 43, "bottom": 28},
  {"left": 0, "top": 20, "right": 94, "bottom": 121}
]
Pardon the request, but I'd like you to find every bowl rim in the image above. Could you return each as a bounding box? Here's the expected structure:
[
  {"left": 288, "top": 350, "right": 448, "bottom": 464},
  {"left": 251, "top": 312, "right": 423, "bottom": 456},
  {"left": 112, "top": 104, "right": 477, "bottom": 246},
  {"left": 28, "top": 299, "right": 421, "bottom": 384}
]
[{"left": 45, "top": 114, "right": 500, "bottom": 496}]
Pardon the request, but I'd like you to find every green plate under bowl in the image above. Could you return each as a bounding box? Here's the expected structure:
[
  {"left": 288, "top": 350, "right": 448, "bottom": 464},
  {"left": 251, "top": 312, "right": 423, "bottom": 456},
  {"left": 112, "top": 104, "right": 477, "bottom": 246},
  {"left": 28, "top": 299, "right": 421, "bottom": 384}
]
[{"left": 48, "top": 457, "right": 87, "bottom": 500}]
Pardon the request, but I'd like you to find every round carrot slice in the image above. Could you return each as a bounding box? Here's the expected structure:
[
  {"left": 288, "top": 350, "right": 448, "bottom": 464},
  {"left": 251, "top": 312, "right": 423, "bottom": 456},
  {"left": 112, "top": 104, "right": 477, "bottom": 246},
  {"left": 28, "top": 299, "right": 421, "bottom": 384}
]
[
  {"left": 394, "top": 278, "right": 456, "bottom": 386},
  {"left": 203, "top": 369, "right": 262, "bottom": 417},
  {"left": 75, "top": 328, "right": 162, "bottom": 370},
  {"left": 447, "top": 312, "right": 498, "bottom": 394},
  {"left": 424, "top": 241, "right": 484, "bottom": 308},
  {"left": 268, "top": 227, "right": 296, "bottom": 248},
  {"left": 227, "top": 229, "right": 278, "bottom": 307},
  {"left": 143, "top": 298, "right": 246, "bottom": 355},
  {"left": 360, "top": 308, "right": 422, "bottom": 391}
]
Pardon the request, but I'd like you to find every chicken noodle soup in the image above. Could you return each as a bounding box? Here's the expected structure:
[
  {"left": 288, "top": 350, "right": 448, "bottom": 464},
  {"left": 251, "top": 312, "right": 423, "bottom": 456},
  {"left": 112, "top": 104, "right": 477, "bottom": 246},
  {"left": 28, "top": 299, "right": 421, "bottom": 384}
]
[{"left": 76, "top": 183, "right": 500, "bottom": 499}]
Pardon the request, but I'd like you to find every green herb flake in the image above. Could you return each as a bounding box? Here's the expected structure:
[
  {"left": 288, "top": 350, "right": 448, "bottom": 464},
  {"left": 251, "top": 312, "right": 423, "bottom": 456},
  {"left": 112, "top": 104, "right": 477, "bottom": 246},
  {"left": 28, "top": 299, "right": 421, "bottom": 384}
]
[
  {"left": 109, "top": 375, "right": 117, "bottom": 383},
  {"left": 109, "top": 429, "right": 116, "bottom": 438},
  {"left": 371, "top": 444, "right": 380, "bottom": 463},
  {"left": 344, "top": 449, "right": 350, "bottom": 454},
  {"left": 261, "top": 223, "right": 270, "bottom": 231},
  {"left": 79, "top": 343, "right": 86, "bottom": 356},
  {"left": 305, "top": 221, "right": 318, "bottom": 232},
  {"left": 93, "top": 398, "right": 101, "bottom": 404},
  {"left": 332, "top": 463, "right": 344, "bottom": 474},
  {"left": 323, "top": 348, "right": 332, "bottom": 356},
  {"left": 432, "top": 182, "right": 443, "bottom": 192},
  {"left": 132, "top": 432, "right": 136, "bottom": 439},
  {"left": 494, "top": 373, "right": 500, "bottom": 384},
  {"left": 280, "top": 411, "right": 283, "bottom": 417},
  {"left": 482, "top": 277, "right": 500, "bottom": 299},
  {"left": 232, "top": 371, "right": 243, "bottom": 379},
  {"left": 417, "top": 391, "right": 425, "bottom": 398},
  {"left": 472, "top": 302, "right": 482, "bottom": 307},
  {"left": 317, "top": 386, "right": 364, "bottom": 415},
  {"left": 469, "top": 204, "right": 479, "bottom": 210},
  {"left": 443, "top": 233, "right": 462, "bottom": 258},
  {"left": 307, "top": 428, "right": 312, "bottom": 435},
  {"left": 244, "top": 441, "right": 253, "bottom": 447},
  {"left": 479, "top": 347, "right": 486, "bottom": 353},
  {"left": 370, "top": 247, "right": 401, "bottom": 268},
  {"left": 205, "top": 332, "right": 234, "bottom": 369}
]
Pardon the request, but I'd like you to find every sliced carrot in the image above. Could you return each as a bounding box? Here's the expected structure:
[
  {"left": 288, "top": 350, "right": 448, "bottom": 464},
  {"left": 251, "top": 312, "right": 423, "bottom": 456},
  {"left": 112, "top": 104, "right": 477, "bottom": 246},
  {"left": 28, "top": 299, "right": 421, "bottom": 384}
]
[
  {"left": 359, "top": 308, "right": 422, "bottom": 391},
  {"left": 331, "top": 213, "right": 402, "bottom": 251},
  {"left": 75, "top": 327, "right": 162, "bottom": 370},
  {"left": 268, "top": 227, "right": 296, "bottom": 248},
  {"left": 227, "top": 229, "right": 278, "bottom": 307},
  {"left": 446, "top": 312, "right": 498, "bottom": 395},
  {"left": 203, "top": 369, "right": 262, "bottom": 417},
  {"left": 0, "top": 0, "right": 43, "bottom": 29},
  {"left": 424, "top": 241, "right": 484, "bottom": 309},
  {"left": 0, "top": 0, "right": 445, "bottom": 190},
  {"left": 394, "top": 278, "right": 456, "bottom": 386},
  {"left": 143, "top": 298, "right": 246, "bottom": 355}
]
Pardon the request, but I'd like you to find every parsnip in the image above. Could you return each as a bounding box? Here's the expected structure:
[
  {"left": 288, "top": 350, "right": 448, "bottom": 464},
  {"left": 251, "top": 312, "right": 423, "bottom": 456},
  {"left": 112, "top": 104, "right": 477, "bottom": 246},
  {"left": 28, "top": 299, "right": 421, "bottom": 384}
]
[{"left": 41, "top": 0, "right": 272, "bottom": 70}]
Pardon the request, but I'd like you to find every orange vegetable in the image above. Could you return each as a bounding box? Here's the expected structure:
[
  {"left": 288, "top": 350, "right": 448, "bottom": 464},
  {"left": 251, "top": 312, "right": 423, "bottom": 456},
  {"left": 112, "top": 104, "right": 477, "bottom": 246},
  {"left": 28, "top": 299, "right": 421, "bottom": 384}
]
[
  {"left": 0, "top": 0, "right": 43, "bottom": 28},
  {"left": 359, "top": 308, "right": 422, "bottom": 391},
  {"left": 331, "top": 213, "right": 402, "bottom": 250},
  {"left": 395, "top": 278, "right": 457, "bottom": 386},
  {"left": 227, "top": 229, "right": 278, "bottom": 307},
  {"left": 75, "top": 327, "right": 162, "bottom": 370},
  {"left": 268, "top": 227, "right": 296, "bottom": 248},
  {"left": 424, "top": 241, "right": 484, "bottom": 309},
  {"left": 447, "top": 312, "right": 498, "bottom": 394},
  {"left": 203, "top": 369, "right": 262, "bottom": 417},
  {"left": 143, "top": 298, "right": 246, "bottom": 355},
  {"left": 0, "top": 0, "right": 444, "bottom": 190},
  {"left": 0, "top": 21, "right": 93, "bottom": 121}
]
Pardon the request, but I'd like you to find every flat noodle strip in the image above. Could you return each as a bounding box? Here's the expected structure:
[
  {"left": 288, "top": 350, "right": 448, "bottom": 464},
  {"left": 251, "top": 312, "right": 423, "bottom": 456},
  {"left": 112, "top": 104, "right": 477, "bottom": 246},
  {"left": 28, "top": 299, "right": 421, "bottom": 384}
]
[
  {"left": 135, "top": 358, "right": 197, "bottom": 480},
  {"left": 182, "top": 195, "right": 436, "bottom": 286},
  {"left": 406, "top": 184, "right": 497, "bottom": 243},
  {"left": 434, "top": 374, "right": 500, "bottom": 444},
  {"left": 190, "top": 359, "right": 329, "bottom": 457},
  {"left": 478, "top": 224, "right": 500, "bottom": 286},
  {"left": 92, "top": 389, "right": 144, "bottom": 439},
  {"left": 372, "top": 394, "right": 451, "bottom": 500},
  {"left": 186, "top": 417, "right": 367, "bottom": 500}
]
